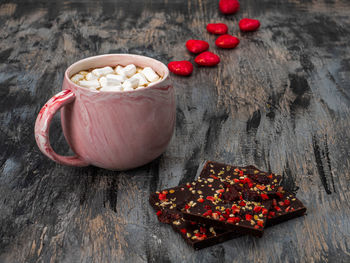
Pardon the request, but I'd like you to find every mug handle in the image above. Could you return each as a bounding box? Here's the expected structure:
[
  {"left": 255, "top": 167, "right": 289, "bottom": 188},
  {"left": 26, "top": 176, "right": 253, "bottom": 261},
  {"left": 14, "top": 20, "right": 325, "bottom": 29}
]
[{"left": 34, "top": 89, "right": 89, "bottom": 167}]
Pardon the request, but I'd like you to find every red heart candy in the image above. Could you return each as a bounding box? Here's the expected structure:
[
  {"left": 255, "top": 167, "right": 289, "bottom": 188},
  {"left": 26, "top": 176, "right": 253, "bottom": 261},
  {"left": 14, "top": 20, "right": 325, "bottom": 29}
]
[
  {"left": 194, "top": 51, "right": 220, "bottom": 67},
  {"left": 206, "top": 23, "right": 228, "bottom": 35},
  {"left": 219, "top": 0, "right": 240, "bottom": 15},
  {"left": 215, "top": 34, "right": 240, "bottom": 49},
  {"left": 168, "top": 61, "right": 193, "bottom": 76},
  {"left": 239, "top": 18, "right": 260, "bottom": 32},
  {"left": 186, "top": 39, "right": 209, "bottom": 54}
]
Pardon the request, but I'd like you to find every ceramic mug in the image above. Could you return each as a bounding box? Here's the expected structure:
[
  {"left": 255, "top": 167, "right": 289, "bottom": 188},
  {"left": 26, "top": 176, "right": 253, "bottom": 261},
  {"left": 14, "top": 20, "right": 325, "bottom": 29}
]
[{"left": 34, "top": 54, "right": 175, "bottom": 170}]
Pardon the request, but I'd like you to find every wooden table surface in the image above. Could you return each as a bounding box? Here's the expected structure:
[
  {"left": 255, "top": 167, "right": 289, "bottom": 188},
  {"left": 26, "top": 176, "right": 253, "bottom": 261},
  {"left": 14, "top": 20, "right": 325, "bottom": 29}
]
[{"left": 1, "top": 0, "right": 350, "bottom": 262}]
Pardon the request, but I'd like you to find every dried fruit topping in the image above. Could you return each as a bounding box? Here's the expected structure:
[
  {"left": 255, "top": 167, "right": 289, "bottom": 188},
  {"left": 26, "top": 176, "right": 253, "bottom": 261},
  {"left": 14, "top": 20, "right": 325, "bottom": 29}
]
[
  {"left": 284, "top": 199, "right": 291, "bottom": 206},
  {"left": 274, "top": 206, "right": 282, "bottom": 212},
  {"left": 186, "top": 39, "right": 209, "bottom": 54},
  {"left": 203, "top": 210, "right": 212, "bottom": 216},
  {"left": 269, "top": 211, "right": 276, "bottom": 217},
  {"left": 253, "top": 206, "right": 262, "bottom": 213},
  {"left": 256, "top": 184, "right": 266, "bottom": 191},
  {"left": 239, "top": 18, "right": 261, "bottom": 32},
  {"left": 276, "top": 192, "right": 284, "bottom": 198},
  {"left": 239, "top": 200, "right": 246, "bottom": 207},
  {"left": 168, "top": 61, "right": 193, "bottom": 76},
  {"left": 219, "top": 0, "right": 240, "bottom": 15},
  {"left": 207, "top": 196, "right": 216, "bottom": 202},
  {"left": 257, "top": 220, "right": 264, "bottom": 227},
  {"left": 261, "top": 193, "right": 269, "bottom": 200},
  {"left": 227, "top": 217, "right": 240, "bottom": 224},
  {"left": 195, "top": 51, "right": 220, "bottom": 67},
  {"left": 245, "top": 214, "right": 253, "bottom": 221},
  {"left": 158, "top": 193, "right": 167, "bottom": 201},
  {"left": 156, "top": 210, "right": 162, "bottom": 216},
  {"left": 206, "top": 23, "right": 229, "bottom": 35}
]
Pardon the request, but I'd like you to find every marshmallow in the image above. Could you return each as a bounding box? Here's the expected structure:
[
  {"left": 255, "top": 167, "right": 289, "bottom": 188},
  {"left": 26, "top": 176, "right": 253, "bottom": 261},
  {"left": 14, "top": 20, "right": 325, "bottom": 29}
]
[
  {"left": 71, "top": 74, "right": 84, "bottom": 83},
  {"left": 79, "top": 79, "right": 100, "bottom": 89},
  {"left": 123, "top": 64, "right": 137, "bottom": 78},
  {"left": 106, "top": 74, "right": 125, "bottom": 84},
  {"left": 86, "top": 72, "right": 99, "bottom": 81},
  {"left": 142, "top": 67, "right": 159, "bottom": 82},
  {"left": 115, "top": 65, "right": 125, "bottom": 75},
  {"left": 92, "top": 66, "right": 114, "bottom": 77},
  {"left": 122, "top": 78, "right": 139, "bottom": 90},
  {"left": 100, "top": 85, "right": 123, "bottom": 92},
  {"left": 130, "top": 73, "right": 148, "bottom": 86},
  {"left": 99, "top": 77, "right": 108, "bottom": 87}
]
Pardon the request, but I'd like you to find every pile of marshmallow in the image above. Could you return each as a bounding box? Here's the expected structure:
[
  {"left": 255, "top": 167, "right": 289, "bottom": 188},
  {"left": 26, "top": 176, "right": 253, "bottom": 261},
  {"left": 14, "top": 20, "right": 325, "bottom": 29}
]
[{"left": 70, "top": 64, "right": 161, "bottom": 92}]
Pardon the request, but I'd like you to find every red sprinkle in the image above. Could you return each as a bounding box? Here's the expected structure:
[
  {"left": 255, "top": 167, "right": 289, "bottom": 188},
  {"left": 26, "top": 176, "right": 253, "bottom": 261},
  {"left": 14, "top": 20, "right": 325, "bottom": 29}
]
[
  {"left": 184, "top": 204, "right": 190, "bottom": 210},
  {"left": 239, "top": 18, "right": 261, "bottom": 32},
  {"left": 200, "top": 226, "right": 207, "bottom": 233},
  {"left": 168, "top": 61, "right": 193, "bottom": 76},
  {"left": 245, "top": 214, "right": 253, "bottom": 221},
  {"left": 257, "top": 220, "right": 264, "bottom": 227},
  {"left": 262, "top": 208, "right": 268, "bottom": 215},
  {"left": 210, "top": 175, "right": 219, "bottom": 179},
  {"left": 278, "top": 201, "right": 285, "bottom": 206},
  {"left": 186, "top": 39, "right": 209, "bottom": 54},
  {"left": 195, "top": 51, "right": 220, "bottom": 67},
  {"left": 261, "top": 194, "right": 269, "bottom": 200},
  {"left": 234, "top": 179, "right": 240, "bottom": 183},
  {"left": 269, "top": 211, "right": 276, "bottom": 217},
  {"left": 239, "top": 201, "right": 246, "bottom": 207},
  {"left": 198, "top": 198, "right": 204, "bottom": 203},
  {"left": 180, "top": 228, "right": 187, "bottom": 234},
  {"left": 219, "top": 0, "right": 240, "bottom": 15},
  {"left": 158, "top": 193, "right": 167, "bottom": 201},
  {"left": 206, "top": 23, "right": 229, "bottom": 35},
  {"left": 273, "top": 199, "right": 277, "bottom": 206},
  {"left": 156, "top": 211, "right": 162, "bottom": 216}
]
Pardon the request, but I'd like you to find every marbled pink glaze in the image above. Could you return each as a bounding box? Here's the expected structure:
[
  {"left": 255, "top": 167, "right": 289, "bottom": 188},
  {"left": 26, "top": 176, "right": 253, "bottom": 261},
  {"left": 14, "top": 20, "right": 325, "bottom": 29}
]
[{"left": 35, "top": 54, "right": 175, "bottom": 170}]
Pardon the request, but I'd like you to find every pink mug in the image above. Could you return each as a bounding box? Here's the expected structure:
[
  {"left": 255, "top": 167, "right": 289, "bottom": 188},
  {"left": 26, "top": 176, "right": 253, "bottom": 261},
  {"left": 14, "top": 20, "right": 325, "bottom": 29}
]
[{"left": 35, "top": 54, "right": 175, "bottom": 170}]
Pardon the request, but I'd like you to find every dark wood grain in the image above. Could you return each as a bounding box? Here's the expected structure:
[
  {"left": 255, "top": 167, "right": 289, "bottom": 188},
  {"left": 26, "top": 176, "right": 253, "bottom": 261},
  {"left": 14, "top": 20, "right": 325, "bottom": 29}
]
[{"left": 1, "top": 0, "right": 350, "bottom": 262}]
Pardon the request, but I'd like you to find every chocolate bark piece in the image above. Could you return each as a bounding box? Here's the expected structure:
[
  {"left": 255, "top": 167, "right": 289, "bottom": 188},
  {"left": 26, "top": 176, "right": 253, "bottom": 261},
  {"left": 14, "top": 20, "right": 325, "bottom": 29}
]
[
  {"left": 149, "top": 184, "right": 241, "bottom": 250},
  {"left": 266, "top": 191, "right": 307, "bottom": 227},
  {"left": 198, "top": 161, "right": 283, "bottom": 201},
  {"left": 149, "top": 161, "right": 306, "bottom": 248},
  {"left": 171, "top": 218, "right": 240, "bottom": 250}
]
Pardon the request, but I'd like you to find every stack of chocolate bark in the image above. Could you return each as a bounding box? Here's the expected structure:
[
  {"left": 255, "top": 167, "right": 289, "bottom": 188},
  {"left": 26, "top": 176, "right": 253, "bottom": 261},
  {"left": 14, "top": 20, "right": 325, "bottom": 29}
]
[{"left": 149, "top": 161, "right": 307, "bottom": 250}]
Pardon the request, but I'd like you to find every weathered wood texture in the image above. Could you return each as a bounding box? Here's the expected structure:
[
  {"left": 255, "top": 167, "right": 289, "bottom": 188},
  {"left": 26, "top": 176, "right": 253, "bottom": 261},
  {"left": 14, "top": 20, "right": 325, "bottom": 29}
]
[{"left": 1, "top": 0, "right": 350, "bottom": 262}]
